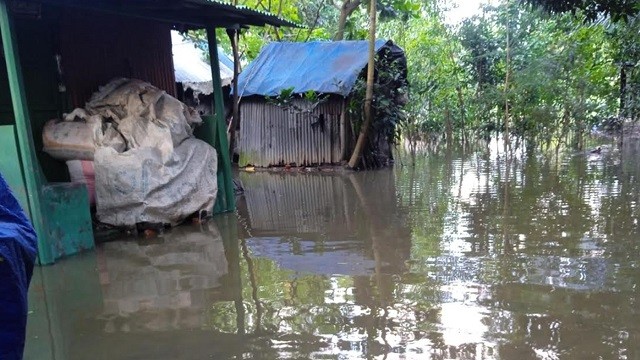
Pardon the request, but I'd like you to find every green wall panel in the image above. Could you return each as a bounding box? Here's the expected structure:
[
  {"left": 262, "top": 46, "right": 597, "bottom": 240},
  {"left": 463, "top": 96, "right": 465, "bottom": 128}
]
[{"left": 0, "top": 124, "right": 29, "bottom": 214}]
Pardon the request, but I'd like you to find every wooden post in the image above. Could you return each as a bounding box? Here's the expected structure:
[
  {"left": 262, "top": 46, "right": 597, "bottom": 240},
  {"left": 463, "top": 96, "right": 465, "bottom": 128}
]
[
  {"left": 226, "top": 26, "right": 241, "bottom": 159},
  {"left": 206, "top": 26, "right": 235, "bottom": 212},
  {"left": 339, "top": 99, "right": 348, "bottom": 160},
  {"left": 0, "top": 0, "right": 51, "bottom": 264}
]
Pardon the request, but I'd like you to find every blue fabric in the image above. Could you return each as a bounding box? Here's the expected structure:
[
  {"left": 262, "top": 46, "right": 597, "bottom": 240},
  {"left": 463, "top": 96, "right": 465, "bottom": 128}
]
[
  {"left": 237, "top": 40, "right": 390, "bottom": 97},
  {"left": 0, "top": 173, "right": 37, "bottom": 360},
  {"left": 217, "top": 46, "right": 235, "bottom": 70}
]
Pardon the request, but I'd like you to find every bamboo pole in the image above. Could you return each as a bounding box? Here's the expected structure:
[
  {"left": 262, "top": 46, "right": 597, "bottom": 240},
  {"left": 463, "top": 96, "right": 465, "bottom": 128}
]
[{"left": 347, "top": 0, "right": 376, "bottom": 169}]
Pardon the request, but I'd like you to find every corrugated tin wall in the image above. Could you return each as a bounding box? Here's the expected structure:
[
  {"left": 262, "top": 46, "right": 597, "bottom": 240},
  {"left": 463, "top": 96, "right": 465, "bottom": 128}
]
[
  {"left": 60, "top": 8, "right": 176, "bottom": 107},
  {"left": 238, "top": 98, "right": 345, "bottom": 167}
]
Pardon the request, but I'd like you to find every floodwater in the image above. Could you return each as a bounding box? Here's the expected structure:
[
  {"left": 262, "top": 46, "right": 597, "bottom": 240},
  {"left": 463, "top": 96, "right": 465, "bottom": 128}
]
[{"left": 25, "top": 138, "right": 640, "bottom": 360}]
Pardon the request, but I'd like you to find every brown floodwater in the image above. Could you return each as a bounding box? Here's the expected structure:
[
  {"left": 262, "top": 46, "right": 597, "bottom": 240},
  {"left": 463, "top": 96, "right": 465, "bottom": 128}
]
[{"left": 25, "top": 138, "right": 640, "bottom": 359}]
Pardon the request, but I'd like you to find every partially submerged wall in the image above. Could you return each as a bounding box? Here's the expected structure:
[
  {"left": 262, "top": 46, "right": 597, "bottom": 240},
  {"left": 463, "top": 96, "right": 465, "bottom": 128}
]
[{"left": 238, "top": 98, "right": 345, "bottom": 167}]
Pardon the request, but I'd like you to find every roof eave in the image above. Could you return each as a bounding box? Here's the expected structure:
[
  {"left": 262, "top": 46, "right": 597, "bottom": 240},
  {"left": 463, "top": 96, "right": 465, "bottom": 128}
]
[{"left": 34, "top": 0, "right": 300, "bottom": 29}]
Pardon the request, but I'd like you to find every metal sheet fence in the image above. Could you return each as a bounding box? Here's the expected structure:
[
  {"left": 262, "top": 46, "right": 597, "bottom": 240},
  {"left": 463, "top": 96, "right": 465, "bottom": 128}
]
[
  {"left": 238, "top": 98, "right": 344, "bottom": 167},
  {"left": 60, "top": 9, "right": 176, "bottom": 107}
]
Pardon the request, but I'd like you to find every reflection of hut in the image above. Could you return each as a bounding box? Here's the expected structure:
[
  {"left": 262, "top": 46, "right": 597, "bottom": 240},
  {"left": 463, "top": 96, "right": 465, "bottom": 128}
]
[
  {"left": 172, "top": 31, "right": 234, "bottom": 116},
  {"left": 0, "top": 0, "right": 294, "bottom": 264},
  {"left": 240, "top": 172, "right": 356, "bottom": 236},
  {"left": 239, "top": 171, "right": 411, "bottom": 275},
  {"left": 236, "top": 40, "right": 407, "bottom": 167}
]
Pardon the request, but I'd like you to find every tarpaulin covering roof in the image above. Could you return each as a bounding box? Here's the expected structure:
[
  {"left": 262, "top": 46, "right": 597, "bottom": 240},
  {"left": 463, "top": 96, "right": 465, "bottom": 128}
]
[
  {"left": 0, "top": 173, "right": 37, "bottom": 359},
  {"left": 237, "top": 40, "right": 402, "bottom": 97},
  {"left": 172, "top": 31, "right": 234, "bottom": 93}
]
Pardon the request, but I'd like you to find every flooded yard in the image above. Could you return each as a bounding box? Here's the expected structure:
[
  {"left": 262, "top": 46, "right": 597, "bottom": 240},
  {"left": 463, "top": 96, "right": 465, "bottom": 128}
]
[{"left": 25, "top": 139, "right": 640, "bottom": 359}]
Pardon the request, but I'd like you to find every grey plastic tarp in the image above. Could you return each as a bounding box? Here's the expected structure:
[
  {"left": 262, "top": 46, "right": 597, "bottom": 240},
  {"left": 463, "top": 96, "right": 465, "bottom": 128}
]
[
  {"left": 94, "top": 138, "right": 217, "bottom": 226},
  {"left": 79, "top": 78, "right": 217, "bottom": 226}
]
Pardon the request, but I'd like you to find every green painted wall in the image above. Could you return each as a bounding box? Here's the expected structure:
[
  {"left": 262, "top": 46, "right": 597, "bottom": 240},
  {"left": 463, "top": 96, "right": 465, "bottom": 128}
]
[
  {"left": 0, "top": 15, "right": 69, "bottom": 182},
  {"left": 0, "top": 125, "right": 28, "bottom": 213}
]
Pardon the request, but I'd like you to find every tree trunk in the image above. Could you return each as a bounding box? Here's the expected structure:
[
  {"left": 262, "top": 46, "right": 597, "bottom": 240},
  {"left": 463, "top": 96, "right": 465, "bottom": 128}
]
[
  {"left": 335, "top": 9, "right": 348, "bottom": 41},
  {"left": 504, "top": 0, "right": 511, "bottom": 153},
  {"left": 347, "top": 0, "right": 376, "bottom": 169},
  {"left": 620, "top": 66, "right": 627, "bottom": 116},
  {"left": 334, "top": 0, "right": 361, "bottom": 41},
  {"left": 227, "top": 28, "right": 241, "bottom": 160},
  {"left": 445, "top": 106, "right": 452, "bottom": 144},
  {"left": 456, "top": 85, "right": 466, "bottom": 144}
]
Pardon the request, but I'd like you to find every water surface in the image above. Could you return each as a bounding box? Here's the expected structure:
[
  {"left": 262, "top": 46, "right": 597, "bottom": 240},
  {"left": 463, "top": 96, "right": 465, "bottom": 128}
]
[{"left": 26, "top": 139, "right": 640, "bottom": 359}]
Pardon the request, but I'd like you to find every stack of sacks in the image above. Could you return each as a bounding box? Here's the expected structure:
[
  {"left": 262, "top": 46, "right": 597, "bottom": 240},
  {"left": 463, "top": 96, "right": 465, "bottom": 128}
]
[{"left": 43, "top": 78, "right": 218, "bottom": 226}]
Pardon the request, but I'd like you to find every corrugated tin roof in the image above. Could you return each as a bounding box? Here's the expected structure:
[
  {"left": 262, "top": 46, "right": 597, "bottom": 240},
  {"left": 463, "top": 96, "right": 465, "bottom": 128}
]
[
  {"left": 172, "top": 31, "right": 233, "bottom": 93},
  {"left": 237, "top": 40, "right": 392, "bottom": 97},
  {"left": 37, "top": 0, "right": 300, "bottom": 29}
]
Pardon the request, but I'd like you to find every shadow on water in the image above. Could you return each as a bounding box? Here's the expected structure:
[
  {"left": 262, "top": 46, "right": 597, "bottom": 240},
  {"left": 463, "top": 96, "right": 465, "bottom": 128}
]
[{"left": 25, "top": 137, "right": 640, "bottom": 359}]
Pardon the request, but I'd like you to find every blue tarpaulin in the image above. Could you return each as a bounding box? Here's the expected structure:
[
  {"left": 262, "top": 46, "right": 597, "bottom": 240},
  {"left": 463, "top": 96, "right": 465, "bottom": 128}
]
[
  {"left": 0, "top": 173, "right": 37, "bottom": 360},
  {"left": 237, "top": 40, "right": 392, "bottom": 97}
]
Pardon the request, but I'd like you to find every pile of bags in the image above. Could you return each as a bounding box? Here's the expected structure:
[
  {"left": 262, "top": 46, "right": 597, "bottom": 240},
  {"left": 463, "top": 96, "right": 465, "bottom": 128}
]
[{"left": 43, "top": 78, "right": 218, "bottom": 227}]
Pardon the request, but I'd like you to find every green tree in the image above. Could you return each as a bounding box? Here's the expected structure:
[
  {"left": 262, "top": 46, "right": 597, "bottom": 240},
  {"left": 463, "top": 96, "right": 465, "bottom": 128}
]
[{"left": 522, "top": 0, "right": 640, "bottom": 22}]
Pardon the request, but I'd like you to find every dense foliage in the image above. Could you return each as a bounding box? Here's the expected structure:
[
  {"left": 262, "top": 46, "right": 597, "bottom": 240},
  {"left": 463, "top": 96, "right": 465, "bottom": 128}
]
[
  {"left": 523, "top": 0, "right": 640, "bottom": 22},
  {"left": 185, "top": 0, "right": 640, "bottom": 150}
]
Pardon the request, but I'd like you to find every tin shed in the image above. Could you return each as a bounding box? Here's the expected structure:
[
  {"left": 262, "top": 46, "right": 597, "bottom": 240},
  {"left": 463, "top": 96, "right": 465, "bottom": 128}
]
[
  {"left": 0, "top": 0, "right": 295, "bottom": 264},
  {"left": 173, "top": 30, "right": 235, "bottom": 116},
  {"left": 236, "top": 40, "right": 406, "bottom": 167}
]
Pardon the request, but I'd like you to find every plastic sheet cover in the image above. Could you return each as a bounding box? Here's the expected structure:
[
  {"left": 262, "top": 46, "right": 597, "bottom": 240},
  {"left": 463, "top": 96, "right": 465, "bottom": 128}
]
[
  {"left": 237, "top": 40, "right": 392, "bottom": 97},
  {"left": 85, "top": 79, "right": 218, "bottom": 226}
]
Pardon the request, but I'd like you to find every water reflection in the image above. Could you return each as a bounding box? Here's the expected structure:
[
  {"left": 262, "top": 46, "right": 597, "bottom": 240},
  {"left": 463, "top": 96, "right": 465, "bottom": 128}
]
[
  {"left": 394, "top": 139, "right": 640, "bottom": 359},
  {"left": 96, "top": 224, "right": 228, "bottom": 332},
  {"left": 26, "top": 219, "right": 248, "bottom": 360},
  {"left": 25, "top": 138, "right": 640, "bottom": 359}
]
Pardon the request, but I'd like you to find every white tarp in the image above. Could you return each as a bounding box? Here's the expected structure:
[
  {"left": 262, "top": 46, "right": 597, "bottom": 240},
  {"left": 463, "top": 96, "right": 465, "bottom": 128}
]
[
  {"left": 71, "top": 78, "right": 218, "bottom": 226},
  {"left": 171, "top": 31, "right": 234, "bottom": 95},
  {"left": 95, "top": 138, "right": 217, "bottom": 226},
  {"left": 85, "top": 78, "right": 202, "bottom": 160}
]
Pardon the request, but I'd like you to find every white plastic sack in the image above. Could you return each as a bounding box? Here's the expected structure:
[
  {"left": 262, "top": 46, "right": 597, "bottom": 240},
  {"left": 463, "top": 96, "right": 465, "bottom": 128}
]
[
  {"left": 94, "top": 138, "right": 218, "bottom": 226},
  {"left": 42, "top": 115, "right": 126, "bottom": 161}
]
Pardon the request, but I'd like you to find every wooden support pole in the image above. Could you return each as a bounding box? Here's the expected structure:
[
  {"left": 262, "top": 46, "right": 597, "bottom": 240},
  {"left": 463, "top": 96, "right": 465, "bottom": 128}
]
[
  {"left": 207, "top": 26, "right": 235, "bottom": 212},
  {"left": 0, "top": 0, "right": 51, "bottom": 264}
]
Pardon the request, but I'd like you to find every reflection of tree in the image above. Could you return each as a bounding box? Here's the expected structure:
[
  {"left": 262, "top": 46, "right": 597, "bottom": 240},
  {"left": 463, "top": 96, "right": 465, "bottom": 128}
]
[
  {"left": 392, "top": 138, "right": 640, "bottom": 358},
  {"left": 203, "top": 141, "right": 640, "bottom": 358},
  {"left": 211, "top": 169, "right": 423, "bottom": 358}
]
